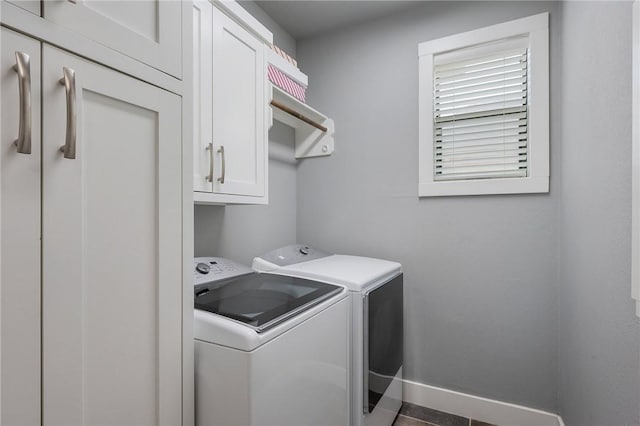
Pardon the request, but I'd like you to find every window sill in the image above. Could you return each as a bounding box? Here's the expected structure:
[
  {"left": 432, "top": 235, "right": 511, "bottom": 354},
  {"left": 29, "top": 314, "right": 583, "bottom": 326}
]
[{"left": 419, "top": 176, "right": 549, "bottom": 197}]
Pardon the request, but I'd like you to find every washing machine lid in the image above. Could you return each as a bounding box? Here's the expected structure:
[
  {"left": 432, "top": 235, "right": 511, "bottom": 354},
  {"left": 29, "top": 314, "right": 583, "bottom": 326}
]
[
  {"left": 265, "top": 255, "right": 402, "bottom": 292},
  {"left": 194, "top": 273, "right": 343, "bottom": 333}
]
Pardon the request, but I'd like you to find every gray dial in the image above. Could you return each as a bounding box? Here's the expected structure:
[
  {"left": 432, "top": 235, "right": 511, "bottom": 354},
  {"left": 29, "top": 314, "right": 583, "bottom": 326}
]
[
  {"left": 299, "top": 246, "right": 310, "bottom": 255},
  {"left": 196, "top": 262, "right": 211, "bottom": 274}
]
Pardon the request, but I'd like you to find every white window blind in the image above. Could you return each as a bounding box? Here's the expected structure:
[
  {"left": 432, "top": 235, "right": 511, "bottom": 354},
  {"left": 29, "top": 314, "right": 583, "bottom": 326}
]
[{"left": 433, "top": 47, "right": 529, "bottom": 181}]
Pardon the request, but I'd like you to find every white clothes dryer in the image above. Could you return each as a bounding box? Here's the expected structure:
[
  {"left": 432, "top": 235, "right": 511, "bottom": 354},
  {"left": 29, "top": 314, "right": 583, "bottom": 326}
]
[
  {"left": 193, "top": 257, "right": 350, "bottom": 426},
  {"left": 253, "top": 246, "right": 403, "bottom": 426}
]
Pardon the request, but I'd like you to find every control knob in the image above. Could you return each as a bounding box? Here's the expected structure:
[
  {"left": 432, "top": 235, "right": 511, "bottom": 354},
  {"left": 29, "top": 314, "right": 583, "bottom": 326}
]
[{"left": 196, "top": 262, "right": 211, "bottom": 274}]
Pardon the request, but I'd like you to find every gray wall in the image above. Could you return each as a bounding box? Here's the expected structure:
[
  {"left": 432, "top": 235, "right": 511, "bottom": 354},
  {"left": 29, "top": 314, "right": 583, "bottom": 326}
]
[
  {"left": 194, "top": 2, "right": 298, "bottom": 265},
  {"left": 195, "top": 0, "right": 640, "bottom": 421},
  {"left": 194, "top": 123, "right": 298, "bottom": 265},
  {"left": 238, "top": 0, "right": 296, "bottom": 55},
  {"left": 295, "top": 1, "right": 561, "bottom": 412},
  {"left": 557, "top": 2, "right": 640, "bottom": 425}
]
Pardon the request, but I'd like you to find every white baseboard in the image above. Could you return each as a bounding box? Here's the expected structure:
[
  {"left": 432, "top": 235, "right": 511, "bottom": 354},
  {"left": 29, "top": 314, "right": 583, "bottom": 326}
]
[{"left": 403, "top": 379, "right": 564, "bottom": 426}]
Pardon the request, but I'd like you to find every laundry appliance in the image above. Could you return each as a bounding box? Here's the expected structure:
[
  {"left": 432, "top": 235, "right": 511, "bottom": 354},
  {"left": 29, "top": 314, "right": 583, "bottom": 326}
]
[
  {"left": 253, "top": 245, "right": 403, "bottom": 426},
  {"left": 193, "top": 256, "right": 350, "bottom": 426}
]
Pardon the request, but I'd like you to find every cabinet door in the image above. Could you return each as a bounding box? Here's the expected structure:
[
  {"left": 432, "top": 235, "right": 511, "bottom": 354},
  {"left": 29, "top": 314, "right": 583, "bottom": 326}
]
[
  {"left": 212, "top": 7, "right": 267, "bottom": 198},
  {"left": 0, "top": 27, "right": 41, "bottom": 426},
  {"left": 193, "top": 0, "right": 214, "bottom": 193},
  {"left": 42, "top": 45, "right": 182, "bottom": 426},
  {"left": 43, "top": 0, "right": 181, "bottom": 78},
  {"left": 5, "top": 0, "right": 41, "bottom": 15}
]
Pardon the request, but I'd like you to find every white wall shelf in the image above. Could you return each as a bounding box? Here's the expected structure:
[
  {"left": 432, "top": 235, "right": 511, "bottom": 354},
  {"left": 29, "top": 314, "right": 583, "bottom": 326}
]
[{"left": 270, "top": 85, "right": 335, "bottom": 159}]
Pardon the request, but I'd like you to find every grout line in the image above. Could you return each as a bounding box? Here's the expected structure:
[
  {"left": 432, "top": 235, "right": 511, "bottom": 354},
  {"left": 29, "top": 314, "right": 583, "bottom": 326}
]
[{"left": 395, "top": 413, "right": 439, "bottom": 426}]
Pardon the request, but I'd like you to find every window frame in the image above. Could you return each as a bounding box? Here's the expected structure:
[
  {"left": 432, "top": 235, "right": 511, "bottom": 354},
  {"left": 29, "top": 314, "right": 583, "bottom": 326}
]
[{"left": 418, "top": 13, "right": 549, "bottom": 197}]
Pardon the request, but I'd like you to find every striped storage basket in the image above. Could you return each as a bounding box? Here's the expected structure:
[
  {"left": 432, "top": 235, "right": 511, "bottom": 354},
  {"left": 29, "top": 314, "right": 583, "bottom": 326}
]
[{"left": 267, "top": 64, "right": 306, "bottom": 103}]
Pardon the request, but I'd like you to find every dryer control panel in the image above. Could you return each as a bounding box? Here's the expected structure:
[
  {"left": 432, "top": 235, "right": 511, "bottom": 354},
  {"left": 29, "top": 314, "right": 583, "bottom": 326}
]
[
  {"left": 194, "top": 257, "right": 253, "bottom": 285},
  {"left": 252, "top": 244, "right": 331, "bottom": 272}
]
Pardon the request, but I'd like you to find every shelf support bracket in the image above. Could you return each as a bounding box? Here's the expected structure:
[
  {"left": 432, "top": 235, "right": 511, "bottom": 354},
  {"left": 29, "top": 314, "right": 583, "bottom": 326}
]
[{"left": 270, "top": 100, "right": 327, "bottom": 132}]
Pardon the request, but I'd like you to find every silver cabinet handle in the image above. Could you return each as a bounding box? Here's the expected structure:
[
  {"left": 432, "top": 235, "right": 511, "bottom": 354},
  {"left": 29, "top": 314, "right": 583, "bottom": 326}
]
[
  {"left": 217, "top": 145, "right": 225, "bottom": 184},
  {"left": 13, "top": 51, "right": 31, "bottom": 154},
  {"left": 205, "top": 142, "right": 214, "bottom": 182},
  {"left": 59, "top": 67, "right": 76, "bottom": 159}
]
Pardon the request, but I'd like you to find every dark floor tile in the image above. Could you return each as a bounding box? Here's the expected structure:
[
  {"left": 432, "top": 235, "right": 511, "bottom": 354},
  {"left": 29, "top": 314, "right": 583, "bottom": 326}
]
[
  {"left": 393, "top": 414, "right": 438, "bottom": 426},
  {"left": 470, "top": 420, "right": 497, "bottom": 426},
  {"left": 399, "top": 402, "right": 469, "bottom": 426}
]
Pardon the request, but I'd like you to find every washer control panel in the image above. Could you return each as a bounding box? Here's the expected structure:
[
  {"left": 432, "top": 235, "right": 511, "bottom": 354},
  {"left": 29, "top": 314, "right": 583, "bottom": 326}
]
[
  {"left": 253, "top": 244, "right": 331, "bottom": 269},
  {"left": 194, "top": 257, "right": 253, "bottom": 285}
]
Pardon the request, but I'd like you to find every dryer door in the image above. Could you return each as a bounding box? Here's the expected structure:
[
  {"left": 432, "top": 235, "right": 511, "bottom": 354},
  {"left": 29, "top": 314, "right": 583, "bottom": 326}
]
[{"left": 363, "top": 273, "right": 403, "bottom": 414}]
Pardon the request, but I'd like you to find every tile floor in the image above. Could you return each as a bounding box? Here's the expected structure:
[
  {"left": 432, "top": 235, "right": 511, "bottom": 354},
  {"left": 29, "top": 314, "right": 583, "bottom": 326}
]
[{"left": 392, "top": 402, "right": 497, "bottom": 426}]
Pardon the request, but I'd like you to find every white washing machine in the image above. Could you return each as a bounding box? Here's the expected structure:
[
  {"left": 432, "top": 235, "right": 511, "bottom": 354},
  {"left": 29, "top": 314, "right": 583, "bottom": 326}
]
[
  {"left": 193, "top": 257, "right": 350, "bottom": 426},
  {"left": 253, "top": 246, "right": 403, "bottom": 426}
]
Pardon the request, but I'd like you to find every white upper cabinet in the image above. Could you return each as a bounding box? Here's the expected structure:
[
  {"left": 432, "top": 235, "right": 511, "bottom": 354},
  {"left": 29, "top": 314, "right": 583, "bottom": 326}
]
[
  {"left": 193, "top": 0, "right": 271, "bottom": 205},
  {"left": 211, "top": 7, "right": 266, "bottom": 198},
  {"left": 43, "top": 0, "right": 182, "bottom": 78}
]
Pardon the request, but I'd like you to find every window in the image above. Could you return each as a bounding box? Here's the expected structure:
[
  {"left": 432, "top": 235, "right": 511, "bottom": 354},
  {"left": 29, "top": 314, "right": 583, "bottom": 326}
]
[{"left": 418, "top": 13, "right": 549, "bottom": 196}]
